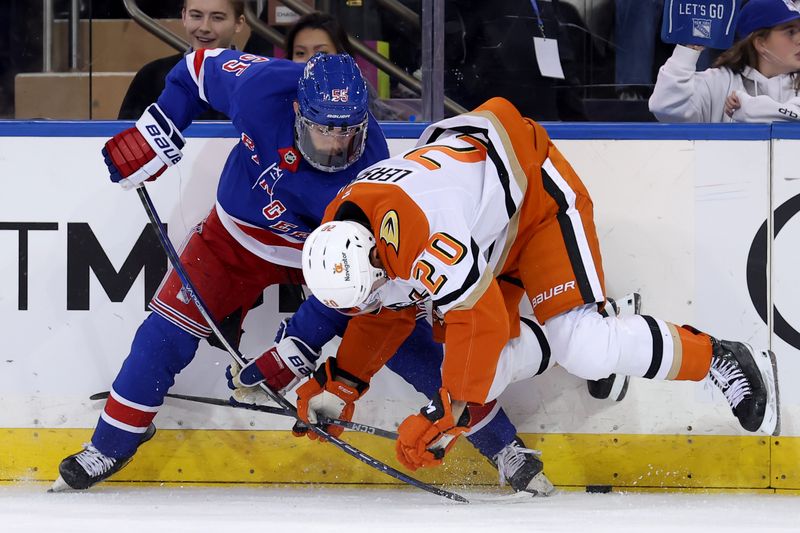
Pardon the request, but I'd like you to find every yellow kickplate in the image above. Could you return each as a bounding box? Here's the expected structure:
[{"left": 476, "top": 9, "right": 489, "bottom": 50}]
[
  {"left": 0, "top": 428, "right": 780, "bottom": 490},
  {"left": 534, "top": 433, "right": 772, "bottom": 489},
  {"left": 769, "top": 437, "right": 800, "bottom": 489}
]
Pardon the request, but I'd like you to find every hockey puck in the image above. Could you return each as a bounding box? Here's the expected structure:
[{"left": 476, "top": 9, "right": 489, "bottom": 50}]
[{"left": 585, "top": 485, "right": 613, "bottom": 493}]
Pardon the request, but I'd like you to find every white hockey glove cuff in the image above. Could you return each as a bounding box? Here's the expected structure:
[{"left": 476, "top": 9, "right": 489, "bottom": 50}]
[
  {"left": 228, "top": 361, "right": 270, "bottom": 405},
  {"left": 120, "top": 103, "right": 185, "bottom": 190}
]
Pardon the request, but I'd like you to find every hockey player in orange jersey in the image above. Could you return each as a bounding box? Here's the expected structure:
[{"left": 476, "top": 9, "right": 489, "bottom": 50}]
[{"left": 294, "top": 97, "right": 780, "bottom": 472}]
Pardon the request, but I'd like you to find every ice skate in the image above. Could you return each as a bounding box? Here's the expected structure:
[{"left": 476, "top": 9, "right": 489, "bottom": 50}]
[
  {"left": 708, "top": 339, "right": 780, "bottom": 436},
  {"left": 49, "top": 423, "right": 157, "bottom": 492},
  {"left": 492, "top": 437, "right": 555, "bottom": 496}
]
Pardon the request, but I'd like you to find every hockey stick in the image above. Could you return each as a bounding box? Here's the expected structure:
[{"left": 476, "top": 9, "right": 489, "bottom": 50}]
[
  {"left": 88, "top": 390, "right": 399, "bottom": 440},
  {"left": 135, "top": 185, "right": 467, "bottom": 503}
]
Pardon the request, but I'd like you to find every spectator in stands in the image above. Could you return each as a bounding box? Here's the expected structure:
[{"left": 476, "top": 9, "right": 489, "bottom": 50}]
[
  {"left": 614, "top": 0, "right": 664, "bottom": 100},
  {"left": 118, "top": 0, "right": 244, "bottom": 119},
  {"left": 286, "top": 11, "right": 353, "bottom": 61},
  {"left": 443, "top": 0, "right": 587, "bottom": 121},
  {"left": 649, "top": 0, "right": 800, "bottom": 122},
  {"left": 285, "top": 11, "right": 409, "bottom": 121}
]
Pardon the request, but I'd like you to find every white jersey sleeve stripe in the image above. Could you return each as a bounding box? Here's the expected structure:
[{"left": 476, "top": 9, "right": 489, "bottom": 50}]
[
  {"left": 216, "top": 202, "right": 304, "bottom": 268},
  {"left": 184, "top": 48, "right": 226, "bottom": 104}
]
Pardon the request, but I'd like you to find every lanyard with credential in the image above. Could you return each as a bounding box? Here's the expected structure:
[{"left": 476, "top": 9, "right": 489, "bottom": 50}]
[
  {"left": 528, "top": 0, "right": 564, "bottom": 78},
  {"left": 529, "top": 0, "right": 546, "bottom": 38}
]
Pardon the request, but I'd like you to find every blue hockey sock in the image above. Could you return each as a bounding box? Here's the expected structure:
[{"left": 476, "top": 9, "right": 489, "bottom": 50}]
[
  {"left": 386, "top": 320, "right": 443, "bottom": 398},
  {"left": 465, "top": 407, "right": 518, "bottom": 459},
  {"left": 92, "top": 313, "right": 200, "bottom": 458}
]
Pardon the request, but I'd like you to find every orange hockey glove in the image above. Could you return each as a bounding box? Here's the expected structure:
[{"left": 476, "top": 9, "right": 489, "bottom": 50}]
[
  {"left": 396, "top": 388, "right": 471, "bottom": 471},
  {"left": 294, "top": 357, "right": 369, "bottom": 441}
]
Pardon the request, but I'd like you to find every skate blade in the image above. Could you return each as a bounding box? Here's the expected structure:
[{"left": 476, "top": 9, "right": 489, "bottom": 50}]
[
  {"left": 47, "top": 476, "right": 71, "bottom": 493},
  {"left": 526, "top": 471, "right": 557, "bottom": 497},
  {"left": 752, "top": 347, "right": 780, "bottom": 437},
  {"left": 468, "top": 490, "right": 549, "bottom": 503}
]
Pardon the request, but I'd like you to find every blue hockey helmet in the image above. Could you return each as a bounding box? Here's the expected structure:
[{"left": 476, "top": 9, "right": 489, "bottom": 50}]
[{"left": 295, "top": 53, "right": 370, "bottom": 172}]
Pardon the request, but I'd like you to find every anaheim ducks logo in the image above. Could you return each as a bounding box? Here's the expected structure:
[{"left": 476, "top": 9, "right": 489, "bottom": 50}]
[{"left": 379, "top": 210, "right": 400, "bottom": 252}]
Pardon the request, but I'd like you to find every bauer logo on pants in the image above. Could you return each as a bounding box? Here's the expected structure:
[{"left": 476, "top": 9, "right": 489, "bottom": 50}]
[{"left": 532, "top": 281, "right": 576, "bottom": 308}]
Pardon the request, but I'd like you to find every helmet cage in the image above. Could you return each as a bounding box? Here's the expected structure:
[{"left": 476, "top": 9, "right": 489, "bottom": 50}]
[{"left": 294, "top": 114, "right": 368, "bottom": 172}]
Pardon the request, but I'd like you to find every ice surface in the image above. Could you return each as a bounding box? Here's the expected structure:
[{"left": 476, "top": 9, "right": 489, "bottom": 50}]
[{"left": 1, "top": 484, "right": 797, "bottom": 533}]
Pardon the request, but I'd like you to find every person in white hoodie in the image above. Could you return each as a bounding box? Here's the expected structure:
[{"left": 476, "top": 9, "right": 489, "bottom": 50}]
[{"left": 649, "top": 0, "right": 800, "bottom": 122}]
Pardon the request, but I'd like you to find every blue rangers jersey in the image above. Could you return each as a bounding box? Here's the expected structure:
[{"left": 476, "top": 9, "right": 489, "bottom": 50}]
[{"left": 157, "top": 48, "right": 389, "bottom": 267}]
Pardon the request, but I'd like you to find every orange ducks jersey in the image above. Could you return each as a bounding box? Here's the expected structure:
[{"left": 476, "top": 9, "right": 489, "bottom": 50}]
[{"left": 324, "top": 97, "right": 606, "bottom": 404}]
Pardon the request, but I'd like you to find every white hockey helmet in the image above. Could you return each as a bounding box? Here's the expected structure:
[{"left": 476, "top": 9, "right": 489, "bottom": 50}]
[{"left": 302, "top": 220, "right": 386, "bottom": 312}]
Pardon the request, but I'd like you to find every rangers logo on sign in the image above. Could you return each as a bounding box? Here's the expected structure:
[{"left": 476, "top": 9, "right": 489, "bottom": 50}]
[
  {"left": 332, "top": 88, "right": 349, "bottom": 102},
  {"left": 692, "top": 18, "right": 712, "bottom": 39}
]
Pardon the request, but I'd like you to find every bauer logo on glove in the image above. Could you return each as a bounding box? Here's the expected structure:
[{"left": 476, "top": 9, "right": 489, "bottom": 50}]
[{"left": 102, "top": 103, "right": 186, "bottom": 191}]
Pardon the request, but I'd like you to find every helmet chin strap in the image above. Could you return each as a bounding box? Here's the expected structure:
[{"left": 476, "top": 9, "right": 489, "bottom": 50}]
[{"left": 339, "top": 274, "right": 388, "bottom": 316}]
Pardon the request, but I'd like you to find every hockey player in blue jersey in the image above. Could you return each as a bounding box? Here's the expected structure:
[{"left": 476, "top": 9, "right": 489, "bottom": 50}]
[{"left": 52, "top": 49, "right": 541, "bottom": 494}]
